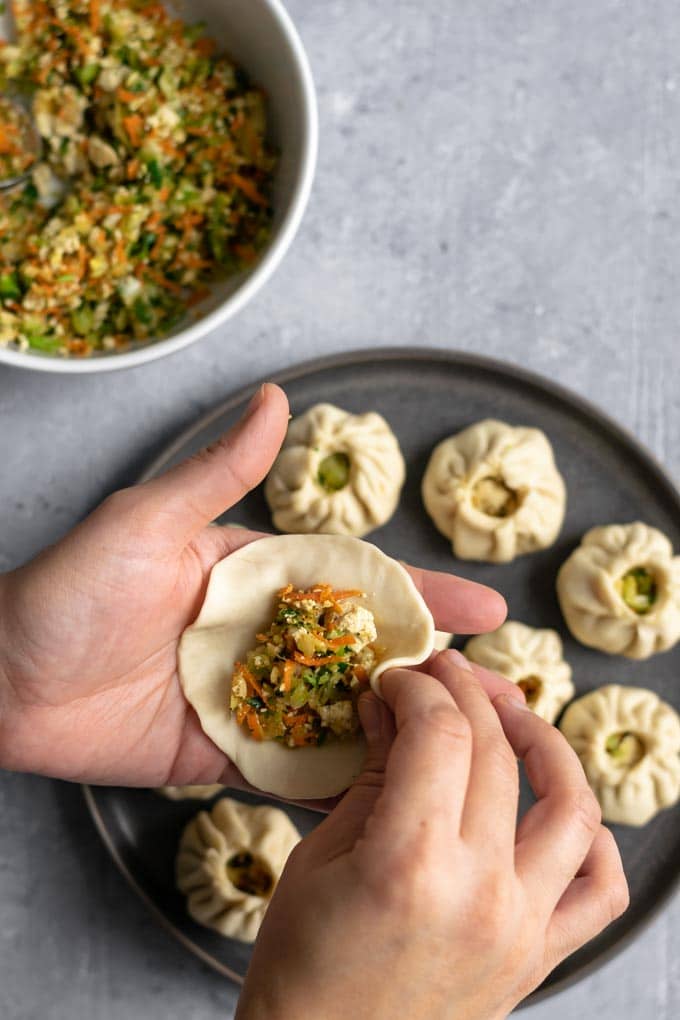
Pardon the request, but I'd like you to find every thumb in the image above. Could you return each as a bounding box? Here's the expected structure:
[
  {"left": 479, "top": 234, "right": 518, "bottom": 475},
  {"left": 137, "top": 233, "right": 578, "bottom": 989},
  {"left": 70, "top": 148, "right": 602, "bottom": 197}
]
[
  {"left": 303, "top": 693, "right": 395, "bottom": 861},
  {"left": 134, "top": 382, "right": 289, "bottom": 548}
]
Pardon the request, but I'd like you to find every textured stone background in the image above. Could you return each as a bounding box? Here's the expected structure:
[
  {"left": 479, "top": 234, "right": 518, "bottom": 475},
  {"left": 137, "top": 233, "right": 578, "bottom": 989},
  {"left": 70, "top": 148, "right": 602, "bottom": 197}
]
[{"left": 1, "top": 0, "right": 679, "bottom": 1016}]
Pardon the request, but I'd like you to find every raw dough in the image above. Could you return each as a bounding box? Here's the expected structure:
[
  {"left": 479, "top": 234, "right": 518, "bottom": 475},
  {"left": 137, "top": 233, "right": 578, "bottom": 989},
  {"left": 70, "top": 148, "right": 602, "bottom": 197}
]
[
  {"left": 264, "top": 403, "right": 405, "bottom": 537},
  {"left": 178, "top": 534, "right": 434, "bottom": 799},
  {"left": 557, "top": 522, "right": 680, "bottom": 659},
  {"left": 421, "top": 419, "right": 566, "bottom": 563},
  {"left": 176, "top": 797, "right": 300, "bottom": 941},
  {"left": 464, "top": 622, "right": 574, "bottom": 723},
  {"left": 156, "top": 785, "right": 225, "bottom": 800},
  {"left": 433, "top": 631, "right": 453, "bottom": 651},
  {"left": 559, "top": 685, "right": 680, "bottom": 826}
]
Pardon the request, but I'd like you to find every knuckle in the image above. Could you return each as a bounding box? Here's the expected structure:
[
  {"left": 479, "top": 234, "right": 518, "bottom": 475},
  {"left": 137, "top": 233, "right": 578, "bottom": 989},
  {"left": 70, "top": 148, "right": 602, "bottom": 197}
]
[
  {"left": 607, "top": 877, "right": 630, "bottom": 922},
  {"left": 480, "top": 735, "right": 518, "bottom": 782},
  {"left": 100, "top": 486, "right": 137, "bottom": 517},
  {"left": 421, "top": 703, "right": 472, "bottom": 746},
  {"left": 361, "top": 831, "right": 440, "bottom": 913},
  {"left": 596, "top": 829, "right": 630, "bottom": 921},
  {"left": 564, "top": 786, "right": 602, "bottom": 834}
]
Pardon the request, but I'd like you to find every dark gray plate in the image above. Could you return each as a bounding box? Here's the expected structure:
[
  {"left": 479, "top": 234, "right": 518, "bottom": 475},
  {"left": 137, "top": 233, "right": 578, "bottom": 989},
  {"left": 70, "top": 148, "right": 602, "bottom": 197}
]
[{"left": 84, "top": 347, "right": 680, "bottom": 1005}]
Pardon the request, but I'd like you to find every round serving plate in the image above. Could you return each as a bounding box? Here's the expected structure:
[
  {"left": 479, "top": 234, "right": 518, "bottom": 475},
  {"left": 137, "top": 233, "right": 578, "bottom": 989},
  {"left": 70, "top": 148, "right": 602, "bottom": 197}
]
[{"left": 84, "top": 347, "right": 680, "bottom": 1005}]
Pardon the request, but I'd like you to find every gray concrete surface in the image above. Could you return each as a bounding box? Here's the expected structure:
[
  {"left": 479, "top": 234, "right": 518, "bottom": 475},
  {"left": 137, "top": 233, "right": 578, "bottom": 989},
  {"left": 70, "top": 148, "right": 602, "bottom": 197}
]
[{"left": 1, "top": 0, "right": 679, "bottom": 1016}]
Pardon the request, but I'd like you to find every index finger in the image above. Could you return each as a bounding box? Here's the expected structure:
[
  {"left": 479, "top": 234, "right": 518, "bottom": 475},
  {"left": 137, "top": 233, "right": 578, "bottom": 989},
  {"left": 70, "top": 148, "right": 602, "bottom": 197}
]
[
  {"left": 494, "top": 695, "right": 602, "bottom": 910},
  {"left": 405, "top": 564, "right": 507, "bottom": 634},
  {"left": 370, "top": 665, "right": 473, "bottom": 848}
]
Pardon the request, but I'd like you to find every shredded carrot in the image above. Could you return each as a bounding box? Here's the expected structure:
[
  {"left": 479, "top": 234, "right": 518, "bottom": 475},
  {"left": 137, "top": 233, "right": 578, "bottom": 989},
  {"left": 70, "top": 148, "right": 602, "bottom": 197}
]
[
  {"left": 145, "top": 268, "right": 182, "bottom": 294},
  {"left": 186, "top": 285, "right": 211, "bottom": 307},
  {"left": 282, "top": 660, "right": 296, "bottom": 692},
  {"left": 241, "top": 667, "right": 268, "bottom": 703},
  {"left": 318, "top": 633, "right": 356, "bottom": 649},
  {"left": 233, "top": 243, "right": 257, "bottom": 264},
  {"left": 117, "top": 88, "right": 141, "bottom": 104},
  {"left": 67, "top": 338, "right": 91, "bottom": 356},
  {"left": 114, "top": 235, "right": 126, "bottom": 264},
  {"left": 230, "top": 173, "right": 269, "bottom": 208},
  {"left": 122, "top": 115, "right": 144, "bottom": 148},
  {"left": 126, "top": 158, "right": 141, "bottom": 179},
  {"left": 354, "top": 666, "right": 369, "bottom": 685},
  {"left": 246, "top": 711, "right": 264, "bottom": 741},
  {"left": 195, "top": 36, "right": 216, "bottom": 57},
  {"left": 293, "top": 651, "right": 343, "bottom": 668},
  {"left": 90, "top": 0, "right": 100, "bottom": 34}
]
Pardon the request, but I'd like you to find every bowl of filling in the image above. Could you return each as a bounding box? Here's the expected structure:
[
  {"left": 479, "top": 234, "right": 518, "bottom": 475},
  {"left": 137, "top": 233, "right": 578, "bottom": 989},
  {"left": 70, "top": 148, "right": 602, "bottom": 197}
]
[{"left": 0, "top": 0, "right": 317, "bottom": 371}]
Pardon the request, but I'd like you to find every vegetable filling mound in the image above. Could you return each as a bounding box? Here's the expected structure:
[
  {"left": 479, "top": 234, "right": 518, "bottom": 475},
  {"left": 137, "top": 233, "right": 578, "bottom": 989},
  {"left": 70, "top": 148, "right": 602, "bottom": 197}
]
[
  {"left": 0, "top": 0, "right": 275, "bottom": 356},
  {"left": 230, "top": 584, "right": 379, "bottom": 748}
]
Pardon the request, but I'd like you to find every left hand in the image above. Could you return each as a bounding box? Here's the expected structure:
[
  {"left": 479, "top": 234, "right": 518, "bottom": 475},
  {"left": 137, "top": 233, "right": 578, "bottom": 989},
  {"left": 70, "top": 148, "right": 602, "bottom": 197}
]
[{"left": 0, "top": 383, "right": 508, "bottom": 788}]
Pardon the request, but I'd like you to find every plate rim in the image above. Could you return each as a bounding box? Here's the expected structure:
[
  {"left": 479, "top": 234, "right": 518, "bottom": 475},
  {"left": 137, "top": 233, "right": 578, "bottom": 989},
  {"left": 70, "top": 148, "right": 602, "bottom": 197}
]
[{"left": 84, "top": 344, "right": 680, "bottom": 1006}]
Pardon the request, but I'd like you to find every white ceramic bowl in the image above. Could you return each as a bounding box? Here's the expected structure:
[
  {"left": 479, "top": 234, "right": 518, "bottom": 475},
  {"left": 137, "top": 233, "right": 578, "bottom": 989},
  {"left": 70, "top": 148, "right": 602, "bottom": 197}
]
[{"left": 0, "top": 0, "right": 317, "bottom": 373}]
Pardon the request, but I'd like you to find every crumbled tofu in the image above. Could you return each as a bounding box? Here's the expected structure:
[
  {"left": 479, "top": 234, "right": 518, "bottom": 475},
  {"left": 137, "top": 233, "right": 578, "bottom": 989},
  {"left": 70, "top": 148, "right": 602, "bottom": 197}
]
[
  {"left": 291, "top": 628, "right": 326, "bottom": 659},
  {"left": 97, "top": 64, "right": 127, "bottom": 93},
  {"left": 88, "top": 136, "right": 120, "bottom": 168},
  {"left": 319, "top": 701, "right": 356, "bottom": 736},
  {"left": 117, "top": 275, "right": 142, "bottom": 305},
  {"left": 31, "top": 163, "right": 66, "bottom": 208},
  {"left": 33, "top": 86, "right": 87, "bottom": 138},
  {"left": 148, "top": 104, "right": 181, "bottom": 137},
  {"left": 336, "top": 605, "right": 377, "bottom": 651}
]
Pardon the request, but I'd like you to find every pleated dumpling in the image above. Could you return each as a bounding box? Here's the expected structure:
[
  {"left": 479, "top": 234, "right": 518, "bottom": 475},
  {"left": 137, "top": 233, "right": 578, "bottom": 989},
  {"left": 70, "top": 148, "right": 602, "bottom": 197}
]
[
  {"left": 557, "top": 522, "right": 680, "bottom": 659},
  {"left": 464, "top": 622, "right": 574, "bottom": 723},
  {"left": 559, "top": 685, "right": 680, "bottom": 826},
  {"left": 264, "top": 403, "right": 405, "bottom": 537},
  {"left": 422, "top": 419, "right": 566, "bottom": 563},
  {"left": 176, "top": 797, "right": 300, "bottom": 941}
]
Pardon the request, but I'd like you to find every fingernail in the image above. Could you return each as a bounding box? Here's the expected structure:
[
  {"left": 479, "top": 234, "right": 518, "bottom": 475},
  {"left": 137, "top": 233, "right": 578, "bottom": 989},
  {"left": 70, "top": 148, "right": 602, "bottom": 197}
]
[
  {"left": 244, "top": 384, "right": 265, "bottom": 420},
  {"left": 359, "top": 695, "right": 382, "bottom": 742},
  {"left": 445, "top": 649, "right": 474, "bottom": 672}
]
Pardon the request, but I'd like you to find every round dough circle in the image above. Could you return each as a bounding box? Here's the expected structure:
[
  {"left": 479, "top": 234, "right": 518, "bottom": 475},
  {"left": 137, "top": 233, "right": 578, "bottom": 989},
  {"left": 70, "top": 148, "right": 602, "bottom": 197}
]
[
  {"left": 464, "top": 621, "right": 574, "bottom": 723},
  {"left": 176, "top": 797, "right": 300, "bottom": 941},
  {"left": 178, "top": 534, "right": 435, "bottom": 799},
  {"left": 557, "top": 522, "right": 680, "bottom": 659},
  {"left": 559, "top": 685, "right": 680, "bottom": 826},
  {"left": 421, "top": 419, "right": 566, "bottom": 563},
  {"left": 264, "top": 403, "right": 406, "bottom": 537}
]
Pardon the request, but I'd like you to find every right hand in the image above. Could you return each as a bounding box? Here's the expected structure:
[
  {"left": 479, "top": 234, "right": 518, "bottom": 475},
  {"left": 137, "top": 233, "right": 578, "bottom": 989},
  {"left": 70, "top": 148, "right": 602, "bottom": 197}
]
[{"left": 236, "top": 650, "right": 629, "bottom": 1020}]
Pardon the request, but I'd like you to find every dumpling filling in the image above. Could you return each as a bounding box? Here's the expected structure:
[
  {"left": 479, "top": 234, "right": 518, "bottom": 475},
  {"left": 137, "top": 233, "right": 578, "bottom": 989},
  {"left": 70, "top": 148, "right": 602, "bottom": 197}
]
[
  {"left": 230, "top": 584, "right": 379, "bottom": 747},
  {"left": 617, "top": 567, "right": 658, "bottom": 615},
  {"left": 471, "top": 475, "right": 520, "bottom": 518}
]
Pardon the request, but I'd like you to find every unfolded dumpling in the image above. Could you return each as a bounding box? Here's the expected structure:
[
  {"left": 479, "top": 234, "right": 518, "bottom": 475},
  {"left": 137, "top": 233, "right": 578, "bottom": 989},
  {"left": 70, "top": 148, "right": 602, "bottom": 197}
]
[
  {"left": 422, "top": 419, "right": 566, "bottom": 563},
  {"left": 464, "top": 621, "right": 574, "bottom": 723},
  {"left": 264, "top": 403, "right": 406, "bottom": 537},
  {"left": 178, "top": 534, "right": 434, "bottom": 799},
  {"left": 557, "top": 522, "right": 680, "bottom": 659},
  {"left": 559, "top": 685, "right": 680, "bottom": 826},
  {"left": 176, "top": 797, "right": 300, "bottom": 941}
]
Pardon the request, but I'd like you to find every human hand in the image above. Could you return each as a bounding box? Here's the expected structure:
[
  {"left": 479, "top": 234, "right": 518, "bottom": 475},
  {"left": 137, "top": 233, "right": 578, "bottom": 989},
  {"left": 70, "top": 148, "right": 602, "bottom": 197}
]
[
  {"left": 0, "top": 384, "right": 508, "bottom": 788},
  {"left": 236, "top": 651, "right": 628, "bottom": 1020}
]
